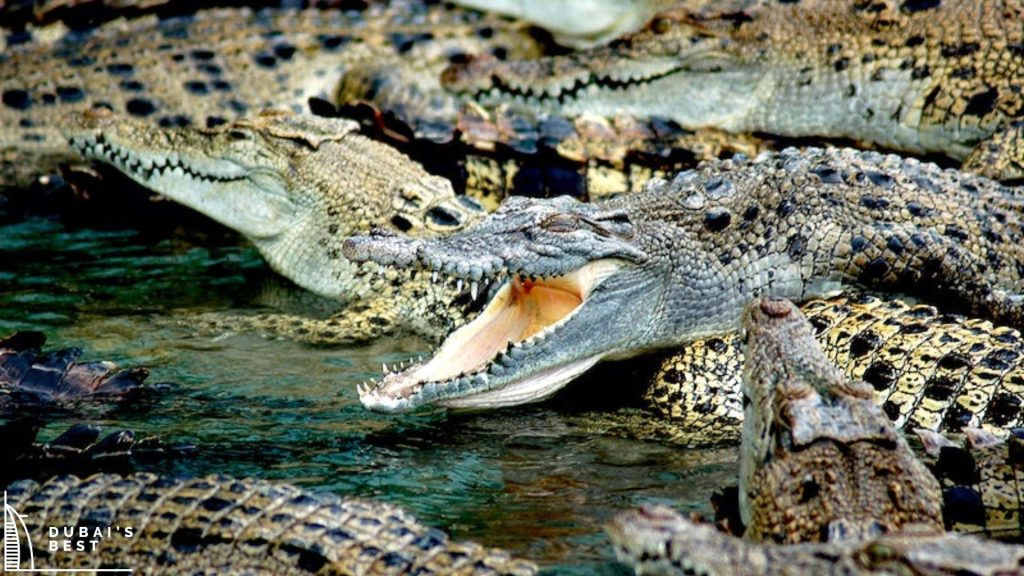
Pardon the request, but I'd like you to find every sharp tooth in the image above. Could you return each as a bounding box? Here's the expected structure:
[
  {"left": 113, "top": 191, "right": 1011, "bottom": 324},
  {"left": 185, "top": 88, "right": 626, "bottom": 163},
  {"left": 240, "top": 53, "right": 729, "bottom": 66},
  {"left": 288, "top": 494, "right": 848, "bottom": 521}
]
[
  {"left": 382, "top": 363, "right": 389, "bottom": 374},
  {"left": 470, "top": 281, "right": 478, "bottom": 300},
  {"left": 432, "top": 271, "right": 439, "bottom": 283},
  {"left": 456, "top": 279, "right": 463, "bottom": 292}
]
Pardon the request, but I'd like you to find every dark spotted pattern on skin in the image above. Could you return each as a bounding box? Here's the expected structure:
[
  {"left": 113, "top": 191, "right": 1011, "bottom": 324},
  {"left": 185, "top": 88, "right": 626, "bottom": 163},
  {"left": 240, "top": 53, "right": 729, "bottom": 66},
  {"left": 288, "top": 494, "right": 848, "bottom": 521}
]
[
  {"left": 646, "top": 294, "right": 1024, "bottom": 447},
  {"left": 920, "top": 431, "right": 1024, "bottom": 539},
  {"left": 0, "top": 1, "right": 546, "bottom": 188},
  {"left": 442, "top": 0, "right": 1024, "bottom": 181},
  {"left": 3, "top": 473, "right": 536, "bottom": 575}
]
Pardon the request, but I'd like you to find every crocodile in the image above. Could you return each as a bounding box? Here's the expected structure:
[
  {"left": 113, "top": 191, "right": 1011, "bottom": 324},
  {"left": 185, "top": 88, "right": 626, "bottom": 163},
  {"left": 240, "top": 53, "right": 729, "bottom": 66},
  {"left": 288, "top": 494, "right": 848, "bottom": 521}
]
[
  {"left": 738, "top": 296, "right": 943, "bottom": 543},
  {"left": 342, "top": 147, "right": 1024, "bottom": 412},
  {"left": 0, "top": 419, "right": 195, "bottom": 485},
  {"left": 443, "top": 0, "right": 1024, "bottom": 182},
  {"left": 645, "top": 293, "right": 1024, "bottom": 446},
  {"left": 62, "top": 108, "right": 501, "bottom": 343},
  {"left": 1, "top": 0, "right": 769, "bottom": 208},
  {"left": 0, "top": 1, "right": 546, "bottom": 190},
  {"left": 608, "top": 508, "right": 1024, "bottom": 576},
  {"left": 1, "top": 330, "right": 154, "bottom": 410},
  {"left": 607, "top": 297, "right": 1024, "bottom": 575},
  {"left": 0, "top": 472, "right": 537, "bottom": 575}
]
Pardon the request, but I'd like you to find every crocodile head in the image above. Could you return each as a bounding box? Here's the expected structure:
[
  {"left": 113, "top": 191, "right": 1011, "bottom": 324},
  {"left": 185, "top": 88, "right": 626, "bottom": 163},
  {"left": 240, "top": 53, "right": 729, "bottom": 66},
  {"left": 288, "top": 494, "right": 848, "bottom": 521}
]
[
  {"left": 607, "top": 504, "right": 1020, "bottom": 576},
  {"left": 343, "top": 193, "right": 665, "bottom": 411},
  {"left": 607, "top": 505, "right": 759, "bottom": 576},
  {"left": 739, "top": 297, "right": 941, "bottom": 543},
  {"left": 62, "top": 108, "right": 484, "bottom": 300},
  {"left": 442, "top": 7, "right": 766, "bottom": 130}
]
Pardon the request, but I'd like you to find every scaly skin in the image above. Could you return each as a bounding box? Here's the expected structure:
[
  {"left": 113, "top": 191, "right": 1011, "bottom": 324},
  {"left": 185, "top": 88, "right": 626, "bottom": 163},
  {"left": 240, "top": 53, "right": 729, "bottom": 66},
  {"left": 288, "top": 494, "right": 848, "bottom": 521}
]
[
  {"left": 646, "top": 294, "right": 1024, "bottom": 446},
  {"left": 340, "top": 91, "right": 771, "bottom": 210},
  {"left": 917, "top": 428, "right": 1024, "bottom": 539},
  {"left": 2, "top": 0, "right": 768, "bottom": 204},
  {"left": 1, "top": 420, "right": 194, "bottom": 485},
  {"left": 343, "top": 147, "right": 1024, "bottom": 412},
  {"left": 739, "top": 297, "right": 942, "bottom": 544},
  {"left": 607, "top": 298, "right": 1022, "bottom": 575},
  {"left": 444, "top": 0, "right": 1024, "bottom": 181},
  {"left": 62, "top": 109, "right": 498, "bottom": 343},
  {"left": 0, "top": 330, "right": 150, "bottom": 409},
  {"left": 0, "top": 2, "right": 544, "bottom": 189},
  {"left": 2, "top": 473, "right": 537, "bottom": 575},
  {"left": 607, "top": 507, "right": 1024, "bottom": 576}
]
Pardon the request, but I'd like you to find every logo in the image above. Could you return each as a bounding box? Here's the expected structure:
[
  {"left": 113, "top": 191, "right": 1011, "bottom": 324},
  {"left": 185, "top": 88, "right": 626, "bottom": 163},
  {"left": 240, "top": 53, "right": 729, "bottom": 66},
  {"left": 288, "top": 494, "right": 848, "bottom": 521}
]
[{"left": 3, "top": 491, "right": 132, "bottom": 573}]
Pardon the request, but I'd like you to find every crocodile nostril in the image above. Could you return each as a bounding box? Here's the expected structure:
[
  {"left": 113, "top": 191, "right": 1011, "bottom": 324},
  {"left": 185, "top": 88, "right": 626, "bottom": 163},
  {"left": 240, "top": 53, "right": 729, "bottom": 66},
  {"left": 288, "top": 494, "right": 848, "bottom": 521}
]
[
  {"left": 758, "top": 297, "right": 793, "bottom": 318},
  {"left": 426, "top": 206, "right": 461, "bottom": 228},
  {"left": 390, "top": 215, "right": 413, "bottom": 232},
  {"left": 456, "top": 195, "right": 483, "bottom": 211}
]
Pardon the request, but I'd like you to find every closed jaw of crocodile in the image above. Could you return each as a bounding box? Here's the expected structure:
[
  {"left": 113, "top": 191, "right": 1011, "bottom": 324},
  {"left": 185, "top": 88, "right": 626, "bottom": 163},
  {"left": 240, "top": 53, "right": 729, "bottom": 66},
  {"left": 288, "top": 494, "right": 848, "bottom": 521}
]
[
  {"left": 442, "top": 9, "right": 763, "bottom": 129},
  {"left": 62, "top": 108, "right": 486, "bottom": 302},
  {"left": 607, "top": 505, "right": 751, "bottom": 576},
  {"left": 342, "top": 195, "right": 651, "bottom": 412},
  {"left": 63, "top": 108, "right": 336, "bottom": 241}
]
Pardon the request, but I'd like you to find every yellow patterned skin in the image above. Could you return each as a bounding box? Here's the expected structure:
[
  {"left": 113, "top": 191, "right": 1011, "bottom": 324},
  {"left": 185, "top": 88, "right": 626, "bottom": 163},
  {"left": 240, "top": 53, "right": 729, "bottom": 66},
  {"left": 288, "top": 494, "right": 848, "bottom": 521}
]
[
  {"left": 646, "top": 294, "right": 1024, "bottom": 446},
  {"left": 3, "top": 473, "right": 536, "bottom": 575},
  {"left": 918, "top": 430, "right": 1024, "bottom": 539}
]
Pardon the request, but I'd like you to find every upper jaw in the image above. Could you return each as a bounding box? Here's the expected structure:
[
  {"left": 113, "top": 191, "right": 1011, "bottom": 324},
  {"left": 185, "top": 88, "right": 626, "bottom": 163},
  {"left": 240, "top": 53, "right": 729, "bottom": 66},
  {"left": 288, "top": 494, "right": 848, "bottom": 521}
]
[
  {"left": 356, "top": 258, "right": 628, "bottom": 412},
  {"left": 67, "top": 130, "right": 249, "bottom": 186},
  {"left": 442, "top": 51, "right": 687, "bottom": 108}
]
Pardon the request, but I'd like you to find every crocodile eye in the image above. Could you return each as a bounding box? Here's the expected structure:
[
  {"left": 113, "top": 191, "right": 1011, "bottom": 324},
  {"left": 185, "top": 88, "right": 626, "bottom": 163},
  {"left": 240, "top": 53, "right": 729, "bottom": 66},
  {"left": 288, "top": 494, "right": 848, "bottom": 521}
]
[
  {"left": 228, "top": 130, "right": 250, "bottom": 140},
  {"left": 860, "top": 543, "right": 895, "bottom": 567},
  {"left": 541, "top": 214, "right": 579, "bottom": 233},
  {"left": 651, "top": 17, "right": 673, "bottom": 35}
]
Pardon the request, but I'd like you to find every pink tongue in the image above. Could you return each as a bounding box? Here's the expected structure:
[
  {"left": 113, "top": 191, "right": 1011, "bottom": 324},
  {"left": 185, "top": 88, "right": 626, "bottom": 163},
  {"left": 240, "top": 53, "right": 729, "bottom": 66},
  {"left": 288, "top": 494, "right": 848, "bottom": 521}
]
[{"left": 410, "top": 279, "right": 583, "bottom": 382}]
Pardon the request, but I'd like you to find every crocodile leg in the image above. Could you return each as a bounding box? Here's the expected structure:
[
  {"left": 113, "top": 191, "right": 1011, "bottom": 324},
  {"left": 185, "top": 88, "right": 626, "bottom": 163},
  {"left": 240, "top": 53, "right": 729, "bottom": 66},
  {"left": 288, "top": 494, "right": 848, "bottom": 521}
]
[{"left": 964, "top": 121, "right": 1024, "bottom": 183}]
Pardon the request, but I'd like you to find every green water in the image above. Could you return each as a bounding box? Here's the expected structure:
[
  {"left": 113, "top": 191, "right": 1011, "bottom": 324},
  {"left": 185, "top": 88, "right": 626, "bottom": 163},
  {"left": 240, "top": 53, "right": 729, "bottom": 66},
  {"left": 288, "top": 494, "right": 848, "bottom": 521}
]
[{"left": 0, "top": 211, "right": 736, "bottom": 574}]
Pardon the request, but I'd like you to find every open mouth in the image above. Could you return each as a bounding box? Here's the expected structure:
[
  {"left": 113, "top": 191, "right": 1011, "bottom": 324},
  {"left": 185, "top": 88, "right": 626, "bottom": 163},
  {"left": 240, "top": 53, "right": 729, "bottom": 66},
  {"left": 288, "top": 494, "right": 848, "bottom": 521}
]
[{"left": 358, "top": 259, "right": 622, "bottom": 412}]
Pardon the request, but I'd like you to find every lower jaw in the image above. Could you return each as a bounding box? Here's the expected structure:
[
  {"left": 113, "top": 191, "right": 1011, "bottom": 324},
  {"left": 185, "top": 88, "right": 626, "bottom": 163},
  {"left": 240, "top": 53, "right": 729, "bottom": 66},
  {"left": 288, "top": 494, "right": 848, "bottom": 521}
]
[{"left": 440, "top": 353, "right": 605, "bottom": 409}]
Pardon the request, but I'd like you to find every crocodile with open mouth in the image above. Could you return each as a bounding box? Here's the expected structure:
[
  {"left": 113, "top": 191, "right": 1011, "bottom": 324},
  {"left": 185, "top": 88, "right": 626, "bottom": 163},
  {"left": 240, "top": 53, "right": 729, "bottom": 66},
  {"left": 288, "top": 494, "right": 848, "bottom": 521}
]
[
  {"left": 2, "top": 472, "right": 536, "bottom": 575},
  {"left": 343, "top": 147, "right": 1024, "bottom": 412},
  {"left": 607, "top": 297, "right": 1024, "bottom": 575},
  {"left": 443, "top": 0, "right": 1024, "bottom": 182}
]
